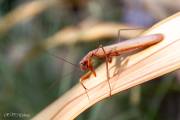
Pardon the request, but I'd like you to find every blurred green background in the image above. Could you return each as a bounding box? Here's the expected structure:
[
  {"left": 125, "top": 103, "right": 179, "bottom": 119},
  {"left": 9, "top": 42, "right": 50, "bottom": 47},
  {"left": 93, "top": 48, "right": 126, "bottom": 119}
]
[{"left": 0, "top": 0, "right": 180, "bottom": 120}]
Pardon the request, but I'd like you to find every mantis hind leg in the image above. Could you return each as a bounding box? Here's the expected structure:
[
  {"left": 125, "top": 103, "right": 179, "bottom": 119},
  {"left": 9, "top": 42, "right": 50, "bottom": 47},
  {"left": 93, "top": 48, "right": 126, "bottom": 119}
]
[
  {"left": 99, "top": 45, "right": 112, "bottom": 96},
  {"left": 117, "top": 28, "right": 144, "bottom": 42}
]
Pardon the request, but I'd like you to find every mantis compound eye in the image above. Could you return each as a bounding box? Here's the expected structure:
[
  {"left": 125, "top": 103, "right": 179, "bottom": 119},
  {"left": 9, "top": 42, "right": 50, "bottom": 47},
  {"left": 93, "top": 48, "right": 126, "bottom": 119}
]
[{"left": 80, "top": 61, "right": 88, "bottom": 71}]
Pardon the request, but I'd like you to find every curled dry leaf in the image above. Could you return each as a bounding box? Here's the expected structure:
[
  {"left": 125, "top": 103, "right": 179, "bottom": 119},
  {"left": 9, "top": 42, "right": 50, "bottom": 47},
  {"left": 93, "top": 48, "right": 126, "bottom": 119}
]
[
  {"left": 43, "top": 22, "right": 144, "bottom": 49},
  {"left": 20, "top": 22, "right": 143, "bottom": 66},
  {"left": 0, "top": 0, "right": 59, "bottom": 34},
  {"left": 32, "top": 12, "right": 180, "bottom": 120}
]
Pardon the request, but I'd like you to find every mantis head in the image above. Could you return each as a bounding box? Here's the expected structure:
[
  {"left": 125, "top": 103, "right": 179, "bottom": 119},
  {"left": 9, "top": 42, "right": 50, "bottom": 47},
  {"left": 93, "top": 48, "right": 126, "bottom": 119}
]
[
  {"left": 80, "top": 59, "right": 96, "bottom": 77},
  {"left": 80, "top": 59, "right": 90, "bottom": 71}
]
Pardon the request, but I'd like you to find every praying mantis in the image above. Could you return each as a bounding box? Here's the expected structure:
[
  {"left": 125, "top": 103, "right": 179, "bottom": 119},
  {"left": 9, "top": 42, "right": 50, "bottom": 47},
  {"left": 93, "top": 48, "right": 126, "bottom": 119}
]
[
  {"left": 46, "top": 29, "right": 164, "bottom": 98},
  {"left": 79, "top": 33, "right": 164, "bottom": 97}
]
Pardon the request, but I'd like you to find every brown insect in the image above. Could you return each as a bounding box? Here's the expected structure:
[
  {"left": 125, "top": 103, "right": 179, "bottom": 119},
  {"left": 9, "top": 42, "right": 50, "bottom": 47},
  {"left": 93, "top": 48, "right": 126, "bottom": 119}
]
[{"left": 79, "top": 33, "right": 164, "bottom": 96}]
